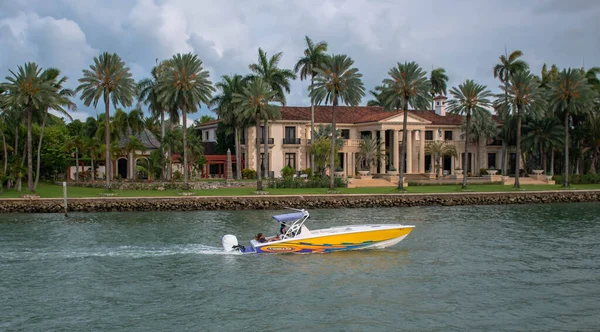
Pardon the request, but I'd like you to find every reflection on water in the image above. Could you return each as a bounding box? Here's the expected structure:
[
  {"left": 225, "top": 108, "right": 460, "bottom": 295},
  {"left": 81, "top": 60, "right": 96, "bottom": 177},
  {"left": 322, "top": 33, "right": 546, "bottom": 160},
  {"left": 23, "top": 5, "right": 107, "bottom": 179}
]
[{"left": 1, "top": 203, "right": 600, "bottom": 331}]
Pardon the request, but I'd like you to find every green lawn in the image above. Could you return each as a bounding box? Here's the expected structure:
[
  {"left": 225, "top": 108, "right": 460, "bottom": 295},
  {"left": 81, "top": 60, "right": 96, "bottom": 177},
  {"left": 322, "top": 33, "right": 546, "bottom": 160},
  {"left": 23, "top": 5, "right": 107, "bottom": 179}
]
[{"left": 2, "top": 182, "right": 600, "bottom": 199}]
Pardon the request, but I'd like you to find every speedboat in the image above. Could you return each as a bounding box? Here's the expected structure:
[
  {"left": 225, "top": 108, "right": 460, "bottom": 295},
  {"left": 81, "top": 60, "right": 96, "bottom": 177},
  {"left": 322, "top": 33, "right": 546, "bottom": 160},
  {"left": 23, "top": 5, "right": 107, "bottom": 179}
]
[{"left": 221, "top": 209, "right": 414, "bottom": 254}]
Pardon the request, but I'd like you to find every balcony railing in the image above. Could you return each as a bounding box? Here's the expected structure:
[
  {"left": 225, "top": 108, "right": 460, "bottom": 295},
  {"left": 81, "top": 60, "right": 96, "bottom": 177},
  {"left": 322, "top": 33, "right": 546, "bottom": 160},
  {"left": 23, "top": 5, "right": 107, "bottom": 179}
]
[
  {"left": 282, "top": 138, "right": 301, "bottom": 145},
  {"left": 343, "top": 139, "right": 363, "bottom": 147},
  {"left": 255, "top": 138, "right": 274, "bottom": 144}
]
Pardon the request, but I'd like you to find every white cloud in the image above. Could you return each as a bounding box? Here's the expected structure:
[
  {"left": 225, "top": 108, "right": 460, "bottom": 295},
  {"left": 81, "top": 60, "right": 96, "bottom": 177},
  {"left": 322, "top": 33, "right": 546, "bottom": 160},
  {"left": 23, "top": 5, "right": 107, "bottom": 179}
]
[{"left": 1, "top": 0, "right": 600, "bottom": 123}]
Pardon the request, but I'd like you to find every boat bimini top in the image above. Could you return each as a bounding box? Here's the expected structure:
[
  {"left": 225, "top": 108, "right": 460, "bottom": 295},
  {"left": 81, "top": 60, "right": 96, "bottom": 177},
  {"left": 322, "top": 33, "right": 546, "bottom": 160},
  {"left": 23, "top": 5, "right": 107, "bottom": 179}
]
[{"left": 272, "top": 208, "right": 310, "bottom": 239}]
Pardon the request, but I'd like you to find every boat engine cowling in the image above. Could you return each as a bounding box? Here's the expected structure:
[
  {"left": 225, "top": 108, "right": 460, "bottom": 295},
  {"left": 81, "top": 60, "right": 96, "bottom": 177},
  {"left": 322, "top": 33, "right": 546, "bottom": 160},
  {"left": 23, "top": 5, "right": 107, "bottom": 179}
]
[{"left": 222, "top": 234, "right": 239, "bottom": 252}]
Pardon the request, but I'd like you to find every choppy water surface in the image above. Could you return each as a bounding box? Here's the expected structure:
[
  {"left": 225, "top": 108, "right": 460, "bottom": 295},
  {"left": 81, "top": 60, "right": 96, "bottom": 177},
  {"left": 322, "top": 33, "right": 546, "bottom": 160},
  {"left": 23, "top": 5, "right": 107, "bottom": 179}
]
[{"left": 1, "top": 204, "right": 599, "bottom": 331}]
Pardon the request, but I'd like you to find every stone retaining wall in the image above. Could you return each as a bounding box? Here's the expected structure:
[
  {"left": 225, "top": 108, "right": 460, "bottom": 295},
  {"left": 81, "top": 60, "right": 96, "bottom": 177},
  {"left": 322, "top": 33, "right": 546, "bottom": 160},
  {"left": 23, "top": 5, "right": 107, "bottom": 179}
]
[
  {"left": 1, "top": 191, "right": 599, "bottom": 213},
  {"left": 57, "top": 180, "right": 255, "bottom": 190}
]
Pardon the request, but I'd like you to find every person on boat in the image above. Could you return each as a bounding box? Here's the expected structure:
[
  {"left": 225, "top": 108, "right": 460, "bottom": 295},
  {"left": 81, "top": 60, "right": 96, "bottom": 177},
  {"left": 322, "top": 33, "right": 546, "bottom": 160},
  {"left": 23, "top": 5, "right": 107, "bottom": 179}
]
[{"left": 255, "top": 233, "right": 279, "bottom": 243}]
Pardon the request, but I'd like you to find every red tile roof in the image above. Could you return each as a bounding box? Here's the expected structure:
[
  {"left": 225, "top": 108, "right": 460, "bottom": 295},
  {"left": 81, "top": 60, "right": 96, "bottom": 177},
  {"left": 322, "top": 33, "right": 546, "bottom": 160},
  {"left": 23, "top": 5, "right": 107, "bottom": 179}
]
[
  {"left": 196, "top": 106, "right": 501, "bottom": 127},
  {"left": 281, "top": 106, "right": 465, "bottom": 125}
]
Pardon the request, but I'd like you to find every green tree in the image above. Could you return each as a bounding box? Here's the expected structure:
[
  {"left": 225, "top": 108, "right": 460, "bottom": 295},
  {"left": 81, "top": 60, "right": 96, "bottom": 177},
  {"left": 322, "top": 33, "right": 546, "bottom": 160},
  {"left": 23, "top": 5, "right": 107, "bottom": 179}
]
[
  {"left": 156, "top": 53, "right": 214, "bottom": 189},
  {"left": 34, "top": 68, "right": 76, "bottom": 190},
  {"left": 294, "top": 36, "right": 328, "bottom": 175},
  {"left": 84, "top": 136, "right": 102, "bottom": 181},
  {"left": 496, "top": 71, "right": 546, "bottom": 187},
  {"left": 493, "top": 49, "right": 529, "bottom": 176},
  {"left": 210, "top": 74, "right": 246, "bottom": 179},
  {"left": 430, "top": 67, "right": 449, "bottom": 110},
  {"left": 138, "top": 60, "right": 173, "bottom": 181},
  {"left": 233, "top": 78, "right": 279, "bottom": 191},
  {"left": 425, "top": 140, "right": 458, "bottom": 176},
  {"left": 66, "top": 136, "right": 85, "bottom": 181},
  {"left": 366, "top": 85, "right": 385, "bottom": 106},
  {"left": 77, "top": 52, "right": 136, "bottom": 190},
  {"left": 461, "top": 110, "right": 497, "bottom": 175},
  {"left": 2, "top": 62, "right": 57, "bottom": 192},
  {"left": 310, "top": 54, "right": 365, "bottom": 189},
  {"left": 356, "top": 137, "right": 385, "bottom": 173},
  {"left": 548, "top": 69, "right": 595, "bottom": 186},
  {"left": 522, "top": 117, "right": 563, "bottom": 175},
  {"left": 380, "top": 61, "right": 431, "bottom": 190},
  {"left": 248, "top": 48, "right": 296, "bottom": 178},
  {"left": 447, "top": 80, "right": 493, "bottom": 188}
]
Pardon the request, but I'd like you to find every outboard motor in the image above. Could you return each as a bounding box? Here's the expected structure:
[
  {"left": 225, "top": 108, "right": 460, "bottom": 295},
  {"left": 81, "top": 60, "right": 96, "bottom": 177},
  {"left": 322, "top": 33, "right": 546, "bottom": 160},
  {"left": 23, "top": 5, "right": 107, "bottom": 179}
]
[{"left": 222, "top": 234, "right": 240, "bottom": 252}]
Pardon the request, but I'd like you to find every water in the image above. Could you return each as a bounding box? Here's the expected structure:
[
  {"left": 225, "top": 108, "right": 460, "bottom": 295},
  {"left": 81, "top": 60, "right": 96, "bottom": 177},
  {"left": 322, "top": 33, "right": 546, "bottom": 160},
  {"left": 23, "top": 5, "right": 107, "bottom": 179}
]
[{"left": 1, "top": 204, "right": 599, "bottom": 331}]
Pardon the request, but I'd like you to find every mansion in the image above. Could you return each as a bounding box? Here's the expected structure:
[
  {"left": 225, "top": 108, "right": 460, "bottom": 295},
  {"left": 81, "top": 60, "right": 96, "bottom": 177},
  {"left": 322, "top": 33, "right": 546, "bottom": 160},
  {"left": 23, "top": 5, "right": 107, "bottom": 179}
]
[{"left": 198, "top": 97, "right": 506, "bottom": 178}]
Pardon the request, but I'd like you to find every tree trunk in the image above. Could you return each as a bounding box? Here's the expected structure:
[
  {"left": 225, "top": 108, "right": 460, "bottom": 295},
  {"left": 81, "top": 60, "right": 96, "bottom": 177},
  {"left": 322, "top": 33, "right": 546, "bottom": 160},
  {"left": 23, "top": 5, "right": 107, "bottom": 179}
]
[
  {"left": 398, "top": 103, "right": 408, "bottom": 190},
  {"left": 514, "top": 111, "right": 522, "bottom": 188},
  {"left": 501, "top": 141, "right": 506, "bottom": 176},
  {"left": 310, "top": 75, "right": 315, "bottom": 176},
  {"left": 91, "top": 157, "right": 95, "bottom": 181},
  {"left": 27, "top": 107, "right": 33, "bottom": 192},
  {"left": 542, "top": 149, "right": 547, "bottom": 175},
  {"left": 263, "top": 119, "right": 269, "bottom": 179},
  {"left": 160, "top": 109, "right": 166, "bottom": 181},
  {"left": 1, "top": 130, "right": 7, "bottom": 176},
  {"left": 182, "top": 105, "right": 189, "bottom": 189},
  {"left": 75, "top": 147, "right": 80, "bottom": 181},
  {"left": 255, "top": 113, "right": 263, "bottom": 191},
  {"left": 104, "top": 95, "right": 111, "bottom": 191},
  {"left": 463, "top": 112, "right": 471, "bottom": 189},
  {"left": 476, "top": 140, "right": 480, "bottom": 175},
  {"left": 329, "top": 99, "right": 338, "bottom": 190},
  {"left": 564, "top": 110, "right": 570, "bottom": 187},
  {"left": 34, "top": 109, "right": 48, "bottom": 191},
  {"left": 168, "top": 148, "right": 172, "bottom": 181},
  {"left": 589, "top": 150, "right": 598, "bottom": 174},
  {"left": 235, "top": 127, "right": 241, "bottom": 179}
]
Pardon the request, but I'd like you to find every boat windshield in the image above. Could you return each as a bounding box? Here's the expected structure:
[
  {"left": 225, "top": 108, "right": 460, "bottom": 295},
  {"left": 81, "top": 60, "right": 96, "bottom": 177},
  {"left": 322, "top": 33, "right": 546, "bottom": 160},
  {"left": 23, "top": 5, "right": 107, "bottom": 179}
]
[{"left": 271, "top": 210, "right": 309, "bottom": 239}]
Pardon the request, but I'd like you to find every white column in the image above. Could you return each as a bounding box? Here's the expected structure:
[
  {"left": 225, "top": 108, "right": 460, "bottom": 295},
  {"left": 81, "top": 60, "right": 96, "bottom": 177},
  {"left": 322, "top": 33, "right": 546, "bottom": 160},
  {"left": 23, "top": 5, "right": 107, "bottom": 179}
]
[
  {"left": 406, "top": 130, "right": 413, "bottom": 173},
  {"left": 419, "top": 130, "right": 425, "bottom": 173},
  {"left": 393, "top": 130, "right": 399, "bottom": 172},
  {"left": 379, "top": 130, "right": 386, "bottom": 173}
]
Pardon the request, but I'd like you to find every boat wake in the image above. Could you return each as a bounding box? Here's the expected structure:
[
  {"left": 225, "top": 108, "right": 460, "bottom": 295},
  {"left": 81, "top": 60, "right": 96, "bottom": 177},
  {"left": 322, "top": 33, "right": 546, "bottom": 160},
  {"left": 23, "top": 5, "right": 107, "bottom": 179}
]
[{"left": 0, "top": 244, "right": 236, "bottom": 261}]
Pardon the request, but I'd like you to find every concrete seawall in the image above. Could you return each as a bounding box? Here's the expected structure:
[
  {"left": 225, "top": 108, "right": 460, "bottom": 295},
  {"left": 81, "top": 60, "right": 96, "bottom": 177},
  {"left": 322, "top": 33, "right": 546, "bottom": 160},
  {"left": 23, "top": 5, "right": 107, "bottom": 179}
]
[{"left": 1, "top": 190, "right": 599, "bottom": 213}]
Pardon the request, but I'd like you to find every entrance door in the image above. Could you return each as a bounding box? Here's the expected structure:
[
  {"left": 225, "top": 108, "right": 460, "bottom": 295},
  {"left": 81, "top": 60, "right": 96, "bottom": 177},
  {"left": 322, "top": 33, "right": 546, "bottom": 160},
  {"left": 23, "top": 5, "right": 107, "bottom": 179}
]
[{"left": 117, "top": 158, "right": 127, "bottom": 179}]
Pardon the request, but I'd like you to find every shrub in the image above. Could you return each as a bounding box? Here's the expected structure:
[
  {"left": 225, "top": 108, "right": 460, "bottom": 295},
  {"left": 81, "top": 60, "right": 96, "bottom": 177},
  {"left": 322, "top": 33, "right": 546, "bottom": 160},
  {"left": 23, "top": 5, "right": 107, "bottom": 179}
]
[
  {"left": 242, "top": 168, "right": 257, "bottom": 179},
  {"left": 281, "top": 166, "right": 295, "bottom": 178},
  {"left": 554, "top": 174, "right": 600, "bottom": 184},
  {"left": 173, "top": 170, "right": 182, "bottom": 181},
  {"left": 302, "top": 168, "right": 312, "bottom": 176},
  {"left": 266, "top": 176, "right": 346, "bottom": 188}
]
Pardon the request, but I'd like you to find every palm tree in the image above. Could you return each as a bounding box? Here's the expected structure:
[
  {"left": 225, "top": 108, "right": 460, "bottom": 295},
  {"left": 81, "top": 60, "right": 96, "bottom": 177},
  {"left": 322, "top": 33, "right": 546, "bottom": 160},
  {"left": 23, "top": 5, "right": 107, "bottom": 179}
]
[
  {"left": 84, "top": 137, "right": 102, "bottom": 181},
  {"left": 548, "top": 69, "right": 594, "bottom": 186},
  {"left": 124, "top": 136, "right": 145, "bottom": 180},
  {"left": 233, "top": 78, "right": 279, "bottom": 191},
  {"left": 248, "top": 48, "right": 296, "bottom": 178},
  {"left": 2, "top": 62, "right": 58, "bottom": 192},
  {"left": 461, "top": 109, "right": 497, "bottom": 175},
  {"left": 493, "top": 49, "right": 529, "bottom": 176},
  {"left": 496, "top": 71, "right": 546, "bottom": 187},
  {"left": 66, "top": 136, "right": 85, "bottom": 181},
  {"left": 366, "top": 85, "right": 385, "bottom": 106},
  {"left": 380, "top": 61, "right": 431, "bottom": 190},
  {"left": 425, "top": 141, "right": 458, "bottom": 176},
  {"left": 430, "top": 67, "right": 449, "bottom": 110},
  {"left": 356, "top": 137, "right": 385, "bottom": 173},
  {"left": 310, "top": 54, "right": 365, "bottom": 189},
  {"left": 522, "top": 117, "right": 564, "bottom": 175},
  {"left": 138, "top": 60, "right": 173, "bottom": 181},
  {"left": 294, "top": 36, "right": 328, "bottom": 175},
  {"left": 447, "top": 80, "right": 494, "bottom": 189},
  {"left": 35, "top": 68, "right": 76, "bottom": 190},
  {"left": 77, "top": 52, "right": 136, "bottom": 190},
  {"left": 210, "top": 74, "right": 246, "bottom": 179},
  {"left": 156, "top": 53, "right": 214, "bottom": 189}
]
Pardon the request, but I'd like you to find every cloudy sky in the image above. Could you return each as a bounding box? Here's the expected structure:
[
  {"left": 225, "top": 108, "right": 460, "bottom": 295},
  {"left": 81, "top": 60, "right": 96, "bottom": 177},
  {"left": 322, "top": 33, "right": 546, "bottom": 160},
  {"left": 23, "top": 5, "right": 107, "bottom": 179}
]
[{"left": 1, "top": 0, "right": 598, "bottom": 124}]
